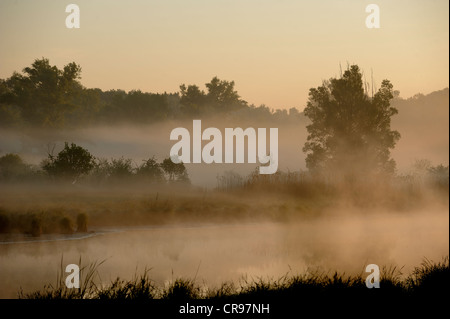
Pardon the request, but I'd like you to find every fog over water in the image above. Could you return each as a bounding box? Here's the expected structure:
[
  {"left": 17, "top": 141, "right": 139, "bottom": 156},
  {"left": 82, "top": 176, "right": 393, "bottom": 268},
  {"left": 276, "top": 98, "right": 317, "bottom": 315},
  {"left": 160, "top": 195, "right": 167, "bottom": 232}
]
[{"left": 0, "top": 206, "right": 448, "bottom": 298}]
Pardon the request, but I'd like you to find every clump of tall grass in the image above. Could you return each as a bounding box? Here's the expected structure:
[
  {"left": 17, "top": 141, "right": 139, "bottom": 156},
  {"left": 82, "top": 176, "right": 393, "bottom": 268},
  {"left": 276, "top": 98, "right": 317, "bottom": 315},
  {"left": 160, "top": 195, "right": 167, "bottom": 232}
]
[
  {"left": 19, "top": 257, "right": 104, "bottom": 299},
  {"left": 405, "top": 257, "right": 449, "bottom": 296},
  {"left": 96, "top": 268, "right": 157, "bottom": 300},
  {"left": 161, "top": 278, "right": 202, "bottom": 300}
]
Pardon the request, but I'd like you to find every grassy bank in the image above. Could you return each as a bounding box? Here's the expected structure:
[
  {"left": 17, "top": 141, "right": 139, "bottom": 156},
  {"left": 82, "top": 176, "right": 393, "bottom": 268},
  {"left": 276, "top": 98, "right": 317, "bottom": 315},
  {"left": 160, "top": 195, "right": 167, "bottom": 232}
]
[
  {"left": 0, "top": 182, "right": 334, "bottom": 237},
  {"left": 1, "top": 172, "right": 447, "bottom": 237}
]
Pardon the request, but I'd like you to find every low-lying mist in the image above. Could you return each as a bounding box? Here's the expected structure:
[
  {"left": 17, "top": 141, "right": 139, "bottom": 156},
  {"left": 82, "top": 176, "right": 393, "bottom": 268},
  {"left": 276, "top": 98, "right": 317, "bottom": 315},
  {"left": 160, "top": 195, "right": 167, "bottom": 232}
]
[
  {"left": 0, "top": 201, "right": 447, "bottom": 299},
  {"left": 0, "top": 119, "right": 307, "bottom": 187},
  {"left": 1, "top": 88, "right": 448, "bottom": 187}
]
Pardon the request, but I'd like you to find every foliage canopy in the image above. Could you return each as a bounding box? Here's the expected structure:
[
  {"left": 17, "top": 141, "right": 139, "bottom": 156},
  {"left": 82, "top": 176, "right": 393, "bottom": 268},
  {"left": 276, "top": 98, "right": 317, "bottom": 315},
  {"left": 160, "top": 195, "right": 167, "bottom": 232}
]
[{"left": 303, "top": 65, "right": 400, "bottom": 178}]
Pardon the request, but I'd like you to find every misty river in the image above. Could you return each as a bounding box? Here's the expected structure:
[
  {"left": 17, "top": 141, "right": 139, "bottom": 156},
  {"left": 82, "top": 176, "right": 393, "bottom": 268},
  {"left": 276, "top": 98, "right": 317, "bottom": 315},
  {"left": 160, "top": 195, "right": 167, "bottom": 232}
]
[{"left": 0, "top": 211, "right": 448, "bottom": 298}]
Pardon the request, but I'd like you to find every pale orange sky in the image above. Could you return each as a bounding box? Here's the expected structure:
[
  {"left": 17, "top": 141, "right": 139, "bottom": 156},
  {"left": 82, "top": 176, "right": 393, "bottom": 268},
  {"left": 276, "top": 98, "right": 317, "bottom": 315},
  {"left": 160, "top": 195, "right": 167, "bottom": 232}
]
[{"left": 0, "top": 0, "right": 448, "bottom": 110}]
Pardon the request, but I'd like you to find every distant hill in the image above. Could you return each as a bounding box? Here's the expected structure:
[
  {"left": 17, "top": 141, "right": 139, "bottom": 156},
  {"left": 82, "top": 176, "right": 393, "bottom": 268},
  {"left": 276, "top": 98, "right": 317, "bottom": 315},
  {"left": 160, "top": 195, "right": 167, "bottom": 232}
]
[{"left": 391, "top": 88, "right": 449, "bottom": 170}]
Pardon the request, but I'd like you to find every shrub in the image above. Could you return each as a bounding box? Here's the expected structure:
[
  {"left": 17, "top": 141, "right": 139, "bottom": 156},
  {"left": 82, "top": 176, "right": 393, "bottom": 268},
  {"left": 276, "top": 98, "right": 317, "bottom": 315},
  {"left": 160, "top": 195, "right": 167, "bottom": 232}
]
[
  {"left": 136, "top": 157, "right": 164, "bottom": 182},
  {"left": 43, "top": 142, "right": 95, "bottom": 183},
  {"left": 0, "top": 153, "right": 29, "bottom": 181},
  {"left": 109, "top": 157, "right": 134, "bottom": 180},
  {"left": 59, "top": 217, "right": 73, "bottom": 234},
  {"left": 76, "top": 213, "right": 88, "bottom": 233}
]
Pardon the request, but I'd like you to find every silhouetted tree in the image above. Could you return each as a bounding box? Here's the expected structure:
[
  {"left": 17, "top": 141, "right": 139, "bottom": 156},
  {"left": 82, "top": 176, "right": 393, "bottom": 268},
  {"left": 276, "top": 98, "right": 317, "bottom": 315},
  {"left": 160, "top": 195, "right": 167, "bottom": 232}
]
[
  {"left": 428, "top": 164, "right": 449, "bottom": 188},
  {"left": 43, "top": 142, "right": 95, "bottom": 183},
  {"left": 303, "top": 65, "right": 400, "bottom": 179},
  {"left": 0, "top": 79, "right": 22, "bottom": 127},
  {"left": 0, "top": 153, "right": 29, "bottom": 181},
  {"left": 161, "top": 158, "right": 189, "bottom": 183},
  {"left": 179, "top": 84, "right": 207, "bottom": 115},
  {"left": 137, "top": 157, "right": 164, "bottom": 182},
  {"left": 179, "top": 77, "right": 246, "bottom": 115},
  {"left": 108, "top": 157, "right": 135, "bottom": 181},
  {"left": 205, "top": 77, "right": 245, "bottom": 111},
  {"left": 1, "top": 58, "right": 82, "bottom": 127}
]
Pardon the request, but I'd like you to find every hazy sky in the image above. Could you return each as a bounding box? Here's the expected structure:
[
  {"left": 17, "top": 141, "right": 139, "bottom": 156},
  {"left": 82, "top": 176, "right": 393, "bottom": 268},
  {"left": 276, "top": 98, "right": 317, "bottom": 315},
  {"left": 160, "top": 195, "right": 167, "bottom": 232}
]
[{"left": 0, "top": 0, "right": 448, "bottom": 109}]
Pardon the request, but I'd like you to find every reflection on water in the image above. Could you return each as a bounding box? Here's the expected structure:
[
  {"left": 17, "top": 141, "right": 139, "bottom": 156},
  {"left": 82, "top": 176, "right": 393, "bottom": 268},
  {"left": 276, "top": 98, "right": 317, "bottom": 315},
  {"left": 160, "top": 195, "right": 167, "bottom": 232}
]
[{"left": 0, "top": 213, "right": 448, "bottom": 299}]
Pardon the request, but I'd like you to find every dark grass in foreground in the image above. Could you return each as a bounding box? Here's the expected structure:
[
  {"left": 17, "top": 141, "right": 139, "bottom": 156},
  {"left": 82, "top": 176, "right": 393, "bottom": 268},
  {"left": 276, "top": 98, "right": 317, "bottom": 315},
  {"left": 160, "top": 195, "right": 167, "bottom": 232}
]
[{"left": 19, "top": 257, "right": 449, "bottom": 302}]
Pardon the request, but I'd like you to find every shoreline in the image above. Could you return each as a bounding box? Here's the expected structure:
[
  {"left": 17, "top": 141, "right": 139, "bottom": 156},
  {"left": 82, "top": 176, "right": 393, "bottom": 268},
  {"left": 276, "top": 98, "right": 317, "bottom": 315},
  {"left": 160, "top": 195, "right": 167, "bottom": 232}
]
[{"left": 0, "top": 221, "right": 267, "bottom": 245}]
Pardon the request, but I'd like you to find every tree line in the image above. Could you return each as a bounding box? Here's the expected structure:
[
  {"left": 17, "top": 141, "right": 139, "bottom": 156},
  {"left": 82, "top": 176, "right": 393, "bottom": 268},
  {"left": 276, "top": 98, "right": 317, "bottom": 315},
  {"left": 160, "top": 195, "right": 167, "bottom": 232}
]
[
  {"left": 0, "top": 58, "right": 302, "bottom": 128},
  {"left": 0, "top": 143, "right": 189, "bottom": 185}
]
